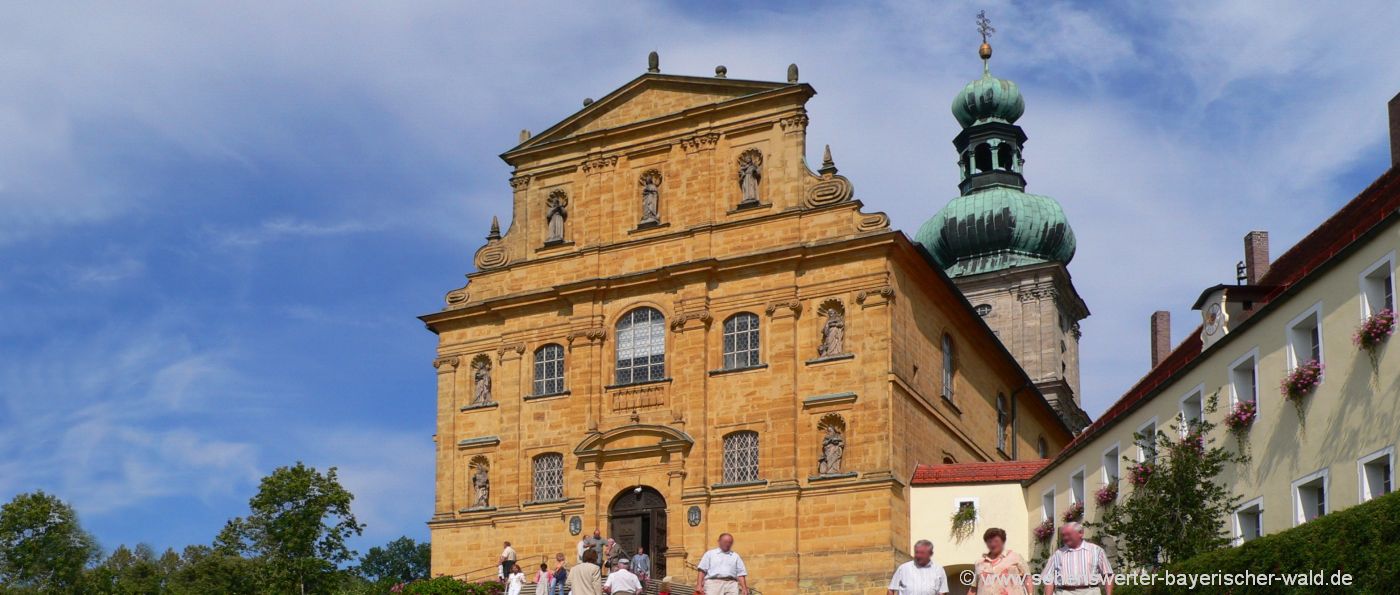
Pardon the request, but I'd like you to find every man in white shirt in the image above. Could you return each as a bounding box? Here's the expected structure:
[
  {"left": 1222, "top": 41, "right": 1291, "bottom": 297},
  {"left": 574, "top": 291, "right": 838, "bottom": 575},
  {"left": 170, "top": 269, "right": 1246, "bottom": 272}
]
[
  {"left": 603, "top": 558, "right": 644, "bottom": 595},
  {"left": 695, "top": 533, "right": 748, "bottom": 595},
  {"left": 500, "top": 541, "right": 517, "bottom": 580},
  {"left": 887, "top": 540, "right": 949, "bottom": 595},
  {"left": 1041, "top": 523, "right": 1113, "bottom": 595}
]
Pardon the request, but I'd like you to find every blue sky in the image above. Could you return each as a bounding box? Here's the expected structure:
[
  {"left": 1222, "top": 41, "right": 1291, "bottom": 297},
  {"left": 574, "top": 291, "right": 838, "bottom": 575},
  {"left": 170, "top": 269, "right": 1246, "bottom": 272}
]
[{"left": 2, "top": 1, "right": 1398, "bottom": 556}]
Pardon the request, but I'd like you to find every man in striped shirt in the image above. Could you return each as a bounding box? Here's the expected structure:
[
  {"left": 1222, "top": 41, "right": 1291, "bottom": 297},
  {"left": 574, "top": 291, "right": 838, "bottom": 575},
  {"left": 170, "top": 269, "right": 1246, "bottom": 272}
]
[
  {"left": 886, "top": 539, "right": 949, "bottom": 595},
  {"left": 1040, "top": 523, "right": 1113, "bottom": 595}
]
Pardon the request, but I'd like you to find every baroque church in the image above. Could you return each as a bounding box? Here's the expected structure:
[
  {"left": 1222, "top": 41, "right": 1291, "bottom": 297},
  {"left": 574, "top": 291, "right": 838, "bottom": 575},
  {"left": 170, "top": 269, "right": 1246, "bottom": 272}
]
[{"left": 421, "top": 39, "right": 1088, "bottom": 591}]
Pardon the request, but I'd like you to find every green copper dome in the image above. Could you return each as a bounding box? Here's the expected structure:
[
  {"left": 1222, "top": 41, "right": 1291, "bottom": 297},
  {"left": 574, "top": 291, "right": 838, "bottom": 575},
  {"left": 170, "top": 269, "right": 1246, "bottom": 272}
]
[
  {"left": 951, "top": 71, "right": 1025, "bottom": 129},
  {"left": 916, "top": 186, "right": 1076, "bottom": 277}
]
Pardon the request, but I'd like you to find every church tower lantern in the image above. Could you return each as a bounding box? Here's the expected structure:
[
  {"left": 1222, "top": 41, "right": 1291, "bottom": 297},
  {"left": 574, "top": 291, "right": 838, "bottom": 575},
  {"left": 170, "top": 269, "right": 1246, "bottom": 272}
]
[{"left": 916, "top": 13, "right": 1091, "bottom": 431}]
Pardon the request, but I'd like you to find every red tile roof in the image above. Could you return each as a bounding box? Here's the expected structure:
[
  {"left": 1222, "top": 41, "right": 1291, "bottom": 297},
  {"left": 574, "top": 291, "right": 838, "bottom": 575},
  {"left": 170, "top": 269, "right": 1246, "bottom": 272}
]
[
  {"left": 911, "top": 460, "right": 1051, "bottom": 485},
  {"left": 1031, "top": 166, "right": 1400, "bottom": 481}
]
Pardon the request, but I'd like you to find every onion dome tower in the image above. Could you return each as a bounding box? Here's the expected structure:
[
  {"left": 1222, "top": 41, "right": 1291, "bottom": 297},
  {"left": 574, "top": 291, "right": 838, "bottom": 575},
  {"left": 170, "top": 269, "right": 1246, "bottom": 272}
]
[{"left": 917, "top": 13, "right": 1091, "bottom": 433}]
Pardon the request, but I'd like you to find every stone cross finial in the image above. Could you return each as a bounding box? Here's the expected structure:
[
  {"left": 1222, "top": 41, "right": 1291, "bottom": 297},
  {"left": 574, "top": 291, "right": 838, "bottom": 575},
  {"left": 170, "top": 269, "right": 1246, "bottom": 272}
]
[
  {"left": 647, "top": 51, "right": 660, "bottom": 73},
  {"left": 787, "top": 63, "right": 799, "bottom": 83},
  {"left": 519, "top": 129, "right": 531, "bottom": 143}
]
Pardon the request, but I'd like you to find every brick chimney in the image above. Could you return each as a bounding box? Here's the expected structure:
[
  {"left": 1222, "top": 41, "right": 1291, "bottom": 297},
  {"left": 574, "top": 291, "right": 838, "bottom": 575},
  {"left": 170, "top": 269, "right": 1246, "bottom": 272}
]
[
  {"left": 1150, "top": 311, "right": 1171, "bottom": 368},
  {"left": 1390, "top": 91, "right": 1400, "bottom": 167},
  {"left": 1244, "top": 231, "right": 1269, "bottom": 284}
]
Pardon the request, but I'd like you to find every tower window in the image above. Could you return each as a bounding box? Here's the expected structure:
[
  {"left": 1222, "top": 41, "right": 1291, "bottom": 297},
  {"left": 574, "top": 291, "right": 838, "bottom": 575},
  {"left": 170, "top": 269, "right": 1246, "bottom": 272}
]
[
  {"left": 997, "top": 143, "right": 1014, "bottom": 171},
  {"left": 974, "top": 143, "right": 993, "bottom": 172}
]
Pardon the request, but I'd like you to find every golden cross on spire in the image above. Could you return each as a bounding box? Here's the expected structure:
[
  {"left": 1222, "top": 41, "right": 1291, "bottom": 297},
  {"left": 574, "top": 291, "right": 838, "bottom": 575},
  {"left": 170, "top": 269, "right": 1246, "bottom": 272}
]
[{"left": 976, "top": 10, "right": 995, "bottom": 67}]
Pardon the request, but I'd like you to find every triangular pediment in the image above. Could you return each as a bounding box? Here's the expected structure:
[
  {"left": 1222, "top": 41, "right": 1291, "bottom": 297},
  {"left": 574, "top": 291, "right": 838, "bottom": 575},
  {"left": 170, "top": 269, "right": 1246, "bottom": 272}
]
[{"left": 506, "top": 74, "right": 797, "bottom": 157}]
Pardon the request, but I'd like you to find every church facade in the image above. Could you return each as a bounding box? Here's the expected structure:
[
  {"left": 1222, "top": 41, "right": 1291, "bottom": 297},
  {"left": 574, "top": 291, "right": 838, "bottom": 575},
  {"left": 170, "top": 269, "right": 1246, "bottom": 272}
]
[{"left": 420, "top": 54, "right": 1076, "bottom": 592}]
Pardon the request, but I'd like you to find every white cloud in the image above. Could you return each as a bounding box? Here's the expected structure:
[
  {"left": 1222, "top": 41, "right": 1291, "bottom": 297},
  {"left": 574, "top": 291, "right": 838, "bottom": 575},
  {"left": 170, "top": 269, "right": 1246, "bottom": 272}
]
[{"left": 208, "top": 216, "right": 381, "bottom": 249}]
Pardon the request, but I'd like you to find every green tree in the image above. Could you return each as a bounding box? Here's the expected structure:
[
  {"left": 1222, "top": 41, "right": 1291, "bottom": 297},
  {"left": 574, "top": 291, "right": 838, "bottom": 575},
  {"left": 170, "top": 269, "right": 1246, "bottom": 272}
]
[
  {"left": 86, "top": 543, "right": 181, "bottom": 594},
  {"left": 167, "top": 544, "right": 264, "bottom": 595},
  {"left": 355, "top": 536, "right": 430, "bottom": 587},
  {"left": 219, "top": 462, "right": 364, "bottom": 594},
  {"left": 0, "top": 491, "right": 100, "bottom": 592},
  {"left": 1094, "top": 392, "right": 1245, "bottom": 570}
]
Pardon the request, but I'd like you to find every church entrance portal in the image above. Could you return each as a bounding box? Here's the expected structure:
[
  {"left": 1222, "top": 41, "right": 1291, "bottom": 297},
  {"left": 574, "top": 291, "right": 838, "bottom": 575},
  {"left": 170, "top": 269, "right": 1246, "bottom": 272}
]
[{"left": 608, "top": 486, "right": 667, "bottom": 578}]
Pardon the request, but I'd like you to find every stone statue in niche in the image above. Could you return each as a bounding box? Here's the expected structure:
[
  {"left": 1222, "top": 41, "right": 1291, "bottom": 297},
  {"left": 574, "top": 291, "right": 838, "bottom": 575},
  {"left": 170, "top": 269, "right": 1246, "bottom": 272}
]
[
  {"left": 639, "top": 171, "right": 661, "bottom": 225},
  {"left": 472, "top": 357, "right": 492, "bottom": 405},
  {"left": 818, "top": 424, "right": 845, "bottom": 475},
  {"left": 737, "top": 150, "right": 762, "bottom": 206},
  {"left": 818, "top": 305, "right": 845, "bottom": 357},
  {"left": 545, "top": 190, "right": 568, "bottom": 243},
  {"left": 471, "top": 465, "right": 490, "bottom": 508}
]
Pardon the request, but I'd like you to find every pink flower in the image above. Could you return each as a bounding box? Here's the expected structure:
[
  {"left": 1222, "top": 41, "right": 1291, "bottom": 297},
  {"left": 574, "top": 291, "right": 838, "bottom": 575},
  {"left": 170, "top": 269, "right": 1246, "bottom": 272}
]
[
  {"left": 1280, "top": 359, "right": 1324, "bottom": 402},
  {"left": 1224, "top": 401, "right": 1257, "bottom": 432},
  {"left": 1062, "top": 501, "right": 1084, "bottom": 523},
  {"left": 1129, "top": 463, "right": 1153, "bottom": 486},
  {"left": 1354, "top": 309, "right": 1396, "bottom": 351},
  {"left": 1095, "top": 484, "right": 1118, "bottom": 506},
  {"left": 1033, "top": 519, "right": 1055, "bottom": 542}
]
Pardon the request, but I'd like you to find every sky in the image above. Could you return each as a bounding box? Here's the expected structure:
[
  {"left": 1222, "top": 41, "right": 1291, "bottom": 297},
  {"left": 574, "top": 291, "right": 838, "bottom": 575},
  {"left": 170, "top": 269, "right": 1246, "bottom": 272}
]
[{"left": 1, "top": 0, "right": 1398, "bottom": 557}]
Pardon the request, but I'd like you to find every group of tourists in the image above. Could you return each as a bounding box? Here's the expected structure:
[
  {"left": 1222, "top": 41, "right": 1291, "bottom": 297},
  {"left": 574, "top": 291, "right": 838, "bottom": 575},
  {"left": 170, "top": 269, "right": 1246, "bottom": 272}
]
[
  {"left": 496, "top": 521, "right": 1111, "bottom": 595},
  {"left": 495, "top": 530, "right": 660, "bottom": 595},
  {"left": 888, "top": 523, "right": 1114, "bottom": 595}
]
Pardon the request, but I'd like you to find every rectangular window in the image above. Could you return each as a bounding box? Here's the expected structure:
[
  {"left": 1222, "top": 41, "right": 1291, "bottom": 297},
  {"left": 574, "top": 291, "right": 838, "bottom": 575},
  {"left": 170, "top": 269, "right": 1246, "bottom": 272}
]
[
  {"left": 1102, "top": 445, "right": 1120, "bottom": 485},
  {"left": 722, "top": 431, "right": 761, "bottom": 484},
  {"left": 1041, "top": 488, "right": 1056, "bottom": 523},
  {"left": 1286, "top": 305, "right": 1324, "bottom": 371},
  {"left": 721, "top": 313, "right": 761, "bottom": 370},
  {"left": 531, "top": 454, "right": 564, "bottom": 502},
  {"left": 533, "top": 344, "right": 566, "bottom": 396},
  {"left": 1136, "top": 419, "right": 1158, "bottom": 463},
  {"left": 1070, "top": 469, "right": 1085, "bottom": 505},
  {"left": 1230, "top": 351, "right": 1259, "bottom": 408},
  {"left": 1180, "top": 388, "right": 1204, "bottom": 436},
  {"left": 1359, "top": 447, "right": 1394, "bottom": 503},
  {"left": 1361, "top": 253, "right": 1396, "bottom": 317},
  {"left": 1292, "top": 469, "right": 1328, "bottom": 526},
  {"left": 1234, "top": 498, "right": 1264, "bottom": 545}
]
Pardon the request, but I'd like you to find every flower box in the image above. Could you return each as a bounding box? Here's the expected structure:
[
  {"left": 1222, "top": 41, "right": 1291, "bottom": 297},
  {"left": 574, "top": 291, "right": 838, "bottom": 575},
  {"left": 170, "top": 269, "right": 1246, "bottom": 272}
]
[
  {"left": 1062, "top": 501, "right": 1084, "bottom": 523},
  {"left": 1095, "top": 484, "right": 1118, "bottom": 507},
  {"left": 1280, "top": 359, "right": 1324, "bottom": 403},
  {"left": 1354, "top": 308, "right": 1395, "bottom": 352},
  {"left": 1224, "top": 400, "right": 1257, "bottom": 433},
  {"left": 1033, "top": 519, "right": 1055, "bottom": 543}
]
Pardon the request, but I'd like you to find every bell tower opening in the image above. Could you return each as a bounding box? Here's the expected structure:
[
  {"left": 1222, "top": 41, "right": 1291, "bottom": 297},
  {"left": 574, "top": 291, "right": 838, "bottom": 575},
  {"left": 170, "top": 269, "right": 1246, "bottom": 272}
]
[{"left": 608, "top": 486, "right": 667, "bottom": 578}]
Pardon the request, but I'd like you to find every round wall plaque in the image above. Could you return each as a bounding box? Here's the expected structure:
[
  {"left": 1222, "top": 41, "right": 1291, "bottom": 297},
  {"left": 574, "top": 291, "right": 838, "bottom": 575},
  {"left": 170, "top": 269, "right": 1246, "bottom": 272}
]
[
  {"left": 569, "top": 516, "right": 582, "bottom": 536},
  {"left": 687, "top": 506, "right": 702, "bottom": 526}
]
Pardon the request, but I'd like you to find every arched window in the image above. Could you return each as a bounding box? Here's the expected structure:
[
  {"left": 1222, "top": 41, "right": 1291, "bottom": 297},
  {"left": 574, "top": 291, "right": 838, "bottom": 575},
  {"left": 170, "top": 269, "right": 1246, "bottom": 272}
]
[
  {"left": 974, "top": 143, "right": 993, "bottom": 172},
  {"left": 996, "top": 393, "right": 1010, "bottom": 452},
  {"left": 722, "top": 313, "right": 761, "bottom": 370},
  {"left": 941, "top": 334, "right": 956, "bottom": 400},
  {"left": 531, "top": 453, "right": 564, "bottom": 501},
  {"left": 722, "top": 431, "right": 760, "bottom": 484},
  {"left": 532, "top": 344, "right": 565, "bottom": 396},
  {"left": 1036, "top": 436, "right": 1049, "bottom": 459},
  {"left": 997, "top": 143, "right": 1014, "bottom": 171},
  {"left": 615, "top": 307, "right": 666, "bottom": 385}
]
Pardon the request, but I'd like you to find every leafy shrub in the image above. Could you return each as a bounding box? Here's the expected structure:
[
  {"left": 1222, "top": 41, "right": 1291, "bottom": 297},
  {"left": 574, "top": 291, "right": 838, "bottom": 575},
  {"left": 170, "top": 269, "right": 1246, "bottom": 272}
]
[
  {"left": 1115, "top": 491, "right": 1400, "bottom": 594},
  {"left": 402, "top": 576, "right": 504, "bottom": 595}
]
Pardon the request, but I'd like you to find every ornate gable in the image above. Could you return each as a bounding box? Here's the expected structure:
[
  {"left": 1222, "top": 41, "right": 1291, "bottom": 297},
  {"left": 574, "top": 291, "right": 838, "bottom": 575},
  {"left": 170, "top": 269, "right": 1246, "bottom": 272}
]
[{"left": 503, "top": 74, "right": 797, "bottom": 163}]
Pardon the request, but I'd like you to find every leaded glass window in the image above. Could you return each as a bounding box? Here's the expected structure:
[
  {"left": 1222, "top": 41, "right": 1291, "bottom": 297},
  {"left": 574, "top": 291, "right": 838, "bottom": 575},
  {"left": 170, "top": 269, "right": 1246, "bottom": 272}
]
[
  {"left": 722, "top": 313, "right": 761, "bottom": 370},
  {"left": 722, "top": 431, "right": 760, "bottom": 484},
  {"left": 615, "top": 307, "right": 666, "bottom": 385},
  {"left": 532, "top": 453, "right": 564, "bottom": 501},
  {"left": 533, "top": 344, "right": 565, "bottom": 396}
]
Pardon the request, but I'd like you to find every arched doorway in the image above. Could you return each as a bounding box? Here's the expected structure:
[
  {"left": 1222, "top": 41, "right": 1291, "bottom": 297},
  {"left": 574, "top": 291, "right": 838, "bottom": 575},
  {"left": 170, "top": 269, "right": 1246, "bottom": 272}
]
[{"left": 608, "top": 486, "right": 667, "bottom": 578}]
